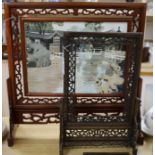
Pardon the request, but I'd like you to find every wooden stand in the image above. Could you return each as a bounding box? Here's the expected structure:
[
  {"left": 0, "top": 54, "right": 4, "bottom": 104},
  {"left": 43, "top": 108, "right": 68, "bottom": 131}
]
[
  {"left": 4, "top": 2, "right": 146, "bottom": 154},
  {"left": 60, "top": 32, "right": 143, "bottom": 155}
]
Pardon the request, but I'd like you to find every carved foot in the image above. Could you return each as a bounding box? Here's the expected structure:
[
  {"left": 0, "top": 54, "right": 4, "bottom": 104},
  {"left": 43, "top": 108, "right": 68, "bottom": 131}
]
[
  {"left": 7, "top": 136, "right": 14, "bottom": 147},
  {"left": 7, "top": 122, "right": 14, "bottom": 147},
  {"left": 132, "top": 148, "right": 137, "bottom": 155},
  {"left": 60, "top": 149, "right": 64, "bottom": 155},
  {"left": 137, "top": 131, "right": 144, "bottom": 145},
  {"left": 59, "top": 143, "right": 64, "bottom": 155}
]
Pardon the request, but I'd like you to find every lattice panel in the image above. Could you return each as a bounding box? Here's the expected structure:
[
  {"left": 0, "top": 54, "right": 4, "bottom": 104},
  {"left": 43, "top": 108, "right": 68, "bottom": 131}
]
[
  {"left": 77, "top": 97, "right": 125, "bottom": 104},
  {"left": 22, "top": 113, "right": 59, "bottom": 123},
  {"left": 13, "top": 7, "right": 141, "bottom": 32},
  {"left": 65, "top": 128, "right": 129, "bottom": 138},
  {"left": 20, "top": 97, "right": 62, "bottom": 104},
  {"left": 68, "top": 112, "right": 127, "bottom": 123},
  {"left": 15, "top": 8, "right": 136, "bottom": 16},
  {"left": 11, "top": 12, "right": 23, "bottom": 100}
]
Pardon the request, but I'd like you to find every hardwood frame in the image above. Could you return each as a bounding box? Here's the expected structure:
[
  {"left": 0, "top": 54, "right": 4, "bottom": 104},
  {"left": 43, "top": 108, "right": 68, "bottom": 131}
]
[
  {"left": 20, "top": 17, "right": 132, "bottom": 96},
  {"left": 62, "top": 32, "right": 131, "bottom": 97},
  {"left": 4, "top": 2, "right": 146, "bottom": 151},
  {"left": 61, "top": 32, "right": 143, "bottom": 155}
]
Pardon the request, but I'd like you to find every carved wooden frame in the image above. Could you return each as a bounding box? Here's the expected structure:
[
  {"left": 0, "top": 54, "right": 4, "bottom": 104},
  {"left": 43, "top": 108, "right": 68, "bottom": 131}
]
[
  {"left": 20, "top": 16, "right": 132, "bottom": 97},
  {"left": 4, "top": 2, "right": 146, "bottom": 148},
  {"left": 61, "top": 32, "right": 143, "bottom": 155}
]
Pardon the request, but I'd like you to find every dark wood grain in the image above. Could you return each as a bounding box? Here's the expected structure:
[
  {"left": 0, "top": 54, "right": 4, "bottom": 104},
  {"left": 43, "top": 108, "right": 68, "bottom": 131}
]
[{"left": 4, "top": 3, "right": 146, "bottom": 153}]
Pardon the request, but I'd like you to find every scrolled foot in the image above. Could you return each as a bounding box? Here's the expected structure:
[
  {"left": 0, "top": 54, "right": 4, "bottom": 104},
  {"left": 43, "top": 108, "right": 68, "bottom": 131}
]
[{"left": 7, "top": 136, "right": 14, "bottom": 147}]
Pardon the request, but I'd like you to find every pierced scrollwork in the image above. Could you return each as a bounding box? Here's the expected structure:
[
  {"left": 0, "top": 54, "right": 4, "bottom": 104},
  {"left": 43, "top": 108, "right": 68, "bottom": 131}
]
[
  {"left": 16, "top": 8, "right": 74, "bottom": 16},
  {"left": 78, "top": 8, "right": 137, "bottom": 16},
  {"left": 65, "top": 128, "right": 129, "bottom": 138},
  {"left": 10, "top": 12, "right": 23, "bottom": 100},
  {"left": 68, "top": 112, "right": 127, "bottom": 123},
  {"left": 20, "top": 97, "right": 62, "bottom": 104},
  {"left": 12, "top": 7, "right": 142, "bottom": 32},
  {"left": 14, "top": 61, "right": 23, "bottom": 100},
  {"left": 64, "top": 43, "right": 77, "bottom": 113},
  {"left": 13, "top": 7, "right": 138, "bottom": 16},
  {"left": 77, "top": 97, "right": 125, "bottom": 104},
  {"left": 22, "top": 113, "right": 59, "bottom": 123}
]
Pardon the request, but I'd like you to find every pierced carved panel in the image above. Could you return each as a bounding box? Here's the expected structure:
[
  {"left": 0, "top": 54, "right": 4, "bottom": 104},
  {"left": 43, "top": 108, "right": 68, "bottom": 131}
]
[
  {"left": 12, "top": 7, "right": 144, "bottom": 32},
  {"left": 68, "top": 112, "right": 127, "bottom": 123},
  {"left": 22, "top": 113, "right": 59, "bottom": 123},
  {"left": 20, "top": 97, "right": 62, "bottom": 104},
  {"left": 77, "top": 97, "right": 125, "bottom": 104},
  {"left": 65, "top": 128, "right": 129, "bottom": 139}
]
